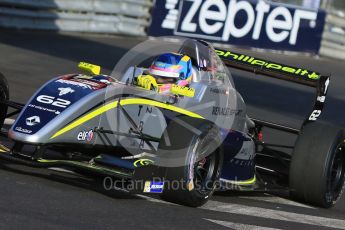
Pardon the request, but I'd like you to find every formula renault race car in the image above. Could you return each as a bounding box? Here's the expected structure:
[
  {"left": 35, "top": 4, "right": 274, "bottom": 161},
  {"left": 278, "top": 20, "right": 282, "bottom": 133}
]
[{"left": 0, "top": 38, "right": 344, "bottom": 208}]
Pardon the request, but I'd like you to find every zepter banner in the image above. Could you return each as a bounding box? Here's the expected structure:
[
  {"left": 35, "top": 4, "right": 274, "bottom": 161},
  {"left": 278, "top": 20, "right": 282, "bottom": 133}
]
[{"left": 149, "top": 0, "right": 326, "bottom": 53}]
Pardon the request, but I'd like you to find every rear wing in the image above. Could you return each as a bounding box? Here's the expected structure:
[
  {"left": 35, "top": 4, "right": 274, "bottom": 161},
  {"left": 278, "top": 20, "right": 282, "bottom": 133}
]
[{"left": 215, "top": 48, "right": 330, "bottom": 132}]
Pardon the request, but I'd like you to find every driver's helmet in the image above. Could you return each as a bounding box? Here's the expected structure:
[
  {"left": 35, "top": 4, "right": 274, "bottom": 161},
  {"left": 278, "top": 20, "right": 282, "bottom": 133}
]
[{"left": 149, "top": 53, "right": 193, "bottom": 85}]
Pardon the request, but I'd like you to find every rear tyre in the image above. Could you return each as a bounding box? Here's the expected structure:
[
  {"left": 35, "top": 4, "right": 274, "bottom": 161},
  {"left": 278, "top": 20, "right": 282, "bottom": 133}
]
[
  {"left": 289, "top": 122, "right": 345, "bottom": 208},
  {"left": 158, "top": 117, "right": 223, "bottom": 207},
  {"left": 0, "top": 73, "right": 9, "bottom": 128}
]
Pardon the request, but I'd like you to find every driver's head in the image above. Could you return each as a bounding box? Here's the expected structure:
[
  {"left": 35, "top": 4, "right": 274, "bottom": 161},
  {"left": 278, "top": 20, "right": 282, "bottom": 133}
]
[{"left": 149, "top": 53, "right": 192, "bottom": 85}]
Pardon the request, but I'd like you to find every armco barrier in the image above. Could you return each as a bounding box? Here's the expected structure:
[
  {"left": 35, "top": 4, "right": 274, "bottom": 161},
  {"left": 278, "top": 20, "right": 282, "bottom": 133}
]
[
  {"left": 319, "top": 13, "right": 345, "bottom": 60},
  {"left": 0, "top": 0, "right": 153, "bottom": 36}
]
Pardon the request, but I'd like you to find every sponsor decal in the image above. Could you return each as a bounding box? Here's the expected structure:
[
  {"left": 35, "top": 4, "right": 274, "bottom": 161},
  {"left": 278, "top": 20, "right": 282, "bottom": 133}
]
[
  {"left": 210, "top": 88, "right": 229, "bottom": 95},
  {"left": 58, "top": 87, "right": 75, "bottom": 96},
  {"left": 317, "top": 96, "right": 326, "bottom": 102},
  {"left": 229, "top": 158, "right": 255, "bottom": 167},
  {"left": 56, "top": 79, "right": 93, "bottom": 89},
  {"left": 100, "top": 79, "right": 111, "bottom": 84},
  {"left": 77, "top": 130, "right": 94, "bottom": 142},
  {"left": 26, "top": 116, "right": 40, "bottom": 126},
  {"left": 143, "top": 181, "right": 164, "bottom": 193},
  {"left": 68, "top": 77, "right": 107, "bottom": 90},
  {"left": 149, "top": 0, "right": 326, "bottom": 53},
  {"left": 15, "top": 127, "right": 32, "bottom": 134},
  {"left": 73, "top": 78, "right": 104, "bottom": 88},
  {"left": 176, "top": 0, "right": 318, "bottom": 44},
  {"left": 57, "top": 77, "right": 107, "bottom": 90},
  {"left": 216, "top": 49, "right": 320, "bottom": 80},
  {"left": 36, "top": 95, "right": 71, "bottom": 108},
  {"left": 324, "top": 78, "right": 330, "bottom": 93},
  {"left": 212, "top": 106, "right": 242, "bottom": 116},
  {"left": 28, "top": 104, "right": 60, "bottom": 115},
  {"left": 133, "top": 159, "right": 154, "bottom": 167},
  {"left": 234, "top": 140, "right": 255, "bottom": 161}
]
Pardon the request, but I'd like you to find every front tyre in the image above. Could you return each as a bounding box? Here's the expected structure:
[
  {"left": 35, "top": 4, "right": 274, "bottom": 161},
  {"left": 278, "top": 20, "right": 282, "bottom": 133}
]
[
  {"left": 158, "top": 117, "right": 223, "bottom": 207},
  {"left": 289, "top": 122, "right": 345, "bottom": 208},
  {"left": 0, "top": 73, "right": 9, "bottom": 129}
]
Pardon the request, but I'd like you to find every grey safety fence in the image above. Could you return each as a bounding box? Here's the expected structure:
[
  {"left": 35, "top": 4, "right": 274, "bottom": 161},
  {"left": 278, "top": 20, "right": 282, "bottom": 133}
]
[
  {"left": 319, "top": 12, "right": 345, "bottom": 60},
  {"left": 0, "top": 0, "right": 153, "bottom": 36},
  {"left": 318, "top": 0, "right": 345, "bottom": 61}
]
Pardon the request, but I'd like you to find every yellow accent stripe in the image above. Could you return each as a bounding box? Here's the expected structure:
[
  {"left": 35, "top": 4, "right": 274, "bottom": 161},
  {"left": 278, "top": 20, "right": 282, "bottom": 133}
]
[
  {"left": 50, "top": 101, "right": 119, "bottom": 139},
  {"left": 51, "top": 98, "right": 203, "bottom": 139},
  {"left": 37, "top": 159, "right": 59, "bottom": 163},
  {"left": 119, "top": 98, "right": 203, "bottom": 119},
  {"left": 226, "top": 176, "right": 256, "bottom": 185}
]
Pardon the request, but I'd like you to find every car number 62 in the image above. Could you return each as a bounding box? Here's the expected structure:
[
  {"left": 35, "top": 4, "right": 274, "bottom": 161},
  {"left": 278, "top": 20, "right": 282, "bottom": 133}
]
[
  {"left": 36, "top": 95, "right": 71, "bottom": 108},
  {"left": 309, "top": 110, "right": 322, "bottom": 121}
]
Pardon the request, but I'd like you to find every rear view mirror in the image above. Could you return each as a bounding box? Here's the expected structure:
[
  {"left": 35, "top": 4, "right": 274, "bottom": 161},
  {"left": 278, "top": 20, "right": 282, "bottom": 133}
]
[{"left": 78, "top": 62, "right": 101, "bottom": 75}]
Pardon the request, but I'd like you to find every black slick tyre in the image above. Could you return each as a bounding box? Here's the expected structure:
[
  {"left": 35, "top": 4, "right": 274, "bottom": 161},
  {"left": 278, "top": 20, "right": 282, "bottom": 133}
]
[
  {"left": 0, "top": 73, "right": 9, "bottom": 129},
  {"left": 289, "top": 122, "right": 345, "bottom": 208},
  {"left": 158, "top": 116, "right": 223, "bottom": 207}
]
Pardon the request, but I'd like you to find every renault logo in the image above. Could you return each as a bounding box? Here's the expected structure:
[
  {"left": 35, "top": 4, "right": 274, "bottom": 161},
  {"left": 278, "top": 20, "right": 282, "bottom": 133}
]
[{"left": 26, "top": 116, "right": 40, "bottom": 126}]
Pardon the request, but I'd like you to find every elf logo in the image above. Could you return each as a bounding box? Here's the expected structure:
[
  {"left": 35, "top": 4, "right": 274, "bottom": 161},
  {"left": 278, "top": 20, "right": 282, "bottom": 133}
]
[
  {"left": 77, "top": 130, "right": 93, "bottom": 142},
  {"left": 163, "top": 0, "right": 318, "bottom": 45}
]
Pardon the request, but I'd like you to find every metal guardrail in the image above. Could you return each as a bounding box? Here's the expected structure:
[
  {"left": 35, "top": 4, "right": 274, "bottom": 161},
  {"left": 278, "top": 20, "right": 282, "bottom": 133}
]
[
  {"left": 319, "top": 12, "right": 345, "bottom": 60},
  {"left": 0, "top": 0, "right": 153, "bottom": 36}
]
